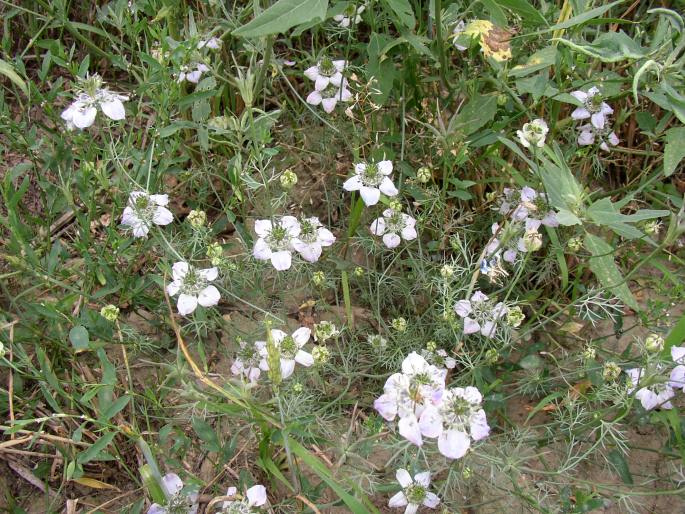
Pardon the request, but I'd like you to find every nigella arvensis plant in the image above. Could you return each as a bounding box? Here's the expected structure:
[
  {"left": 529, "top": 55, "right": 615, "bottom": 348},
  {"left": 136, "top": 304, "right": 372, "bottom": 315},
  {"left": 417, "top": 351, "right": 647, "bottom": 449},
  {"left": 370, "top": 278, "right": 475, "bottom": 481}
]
[
  {"left": 292, "top": 217, "right": 336, "bottom": 262},
  {"left": 61, "top": 73, "right": 128, "bottom": 130},
  {"left": 252, "top": 216, "right": 301, "bottom": 271},
  {"left": 120, "top": 191, "right": 173, "bottom": 238},
  {"left": 388, "top": 469, "right": 440, "bottom": 513},
  {"left": 258, "top": 327, "right": 313, "bottom": 380},
  {"left": 343, "top": 159, "right": 398, "bottom": 206},
  {"left": 166, "top": 262, "right": 221, "bottom": 316},
  {"left": 370, "top": 208, "right": 417, "bottom": 248},
  {"left": 516, "top": 118, "right": 548, "bottom": 149},
  {"left": 570, "top": 86, "right": 613, "bottom": 129},
  {"left": 454, "top": 291, "right": 508, "bottom": 338},
  {"left": 147, "top": 473, "right": 198, "bottom": 514}
]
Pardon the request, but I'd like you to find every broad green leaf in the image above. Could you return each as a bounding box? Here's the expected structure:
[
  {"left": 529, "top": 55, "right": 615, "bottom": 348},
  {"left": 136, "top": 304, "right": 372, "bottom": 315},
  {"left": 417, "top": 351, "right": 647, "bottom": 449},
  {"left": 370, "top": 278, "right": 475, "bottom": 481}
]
[
  {"left": 583, "top": 233, "right": 639, "bottom": 311},
  {"left": 539, "top": 157, "right": 585, "bottom": 216},
  {"left": 545, "top": 0, "right": 624, "bottom": 32},
  {"left": 286, "top": 437, "right": 377, "bottom": 513},
  {"left": 449, "top": 95, "right": 498, "bottom": 136},
  {"left": 556, "top": 31, "right": 648, "bottom": 63},
  {"left": 510, "top": 46, "right": 557, "bottom": 78},
  {"left": 664, "top": 127, "right": 685, "bottom": 177},
  {"left": 587, "top": 197, "right": 668, "bottom": 239},
  {"left": 77, "top": 432, "right": 117, "bottom": 464},
  {"left": 0, "top": 58, "right": 29, "bottom": 96},
  {"left": 233, "top": 0, "right": 328, "bottom": 38},
  {"left": 100, "top": 395, "right": 130, "bottom": 422},
  {"left": 191, "top": 417, "right": 221, "bottom": 453},
  {"left": 662, "top": 313, "right": 685, "bottom": 357},
  {"left": 607, "top": 450, "right": 633, "bottom": 485},
  {"left": 366, "top": 33, "right": 397, "bottom": 105},
  {"left": 69, "top": 325, "right": 90, "bottom": 352},
  {"left": 490, "top": 0, "right": 547, "bottom": 26},
  {"left": 382, "top": 0, "right": 415, "bottom": 29}
]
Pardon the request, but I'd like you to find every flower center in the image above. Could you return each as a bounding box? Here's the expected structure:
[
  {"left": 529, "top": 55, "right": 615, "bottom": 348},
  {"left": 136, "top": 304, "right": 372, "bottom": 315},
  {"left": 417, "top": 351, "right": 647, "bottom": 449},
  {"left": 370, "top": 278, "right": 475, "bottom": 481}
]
[
  {"left": 279, "top": 336, "right": 298, "bottom": 359},
  {"left": 298, "top": 220, "right": 318, "bottom": 243},
  {"left": 223, "top": 500, "right": 256, "bottom": 514},
  {"left": 181, "top": 269, "right": 208, "bottom": 296},
  {"left": 404, "top": 484, "right": 427, "bottom": 505},
  {"left": 361, "top": 162, "right": 382, "bottom": 186},
  {"left": 166, "top": 493, "right": 194, "bottom": 514},
  {"left": 441, "top": 396, "right": 474, "bottom": 427},
  {"left": 267, "top": 225, "right": 291, "bottom": 250},
  {"left": 385, "top": 211, "right": 405, "bottom": 232},
  {"left": 586, "top": 93, "right": 604, "bottom": 113},
  {"left": 318, "top": 57, "right": 336, "bottom": 77}
]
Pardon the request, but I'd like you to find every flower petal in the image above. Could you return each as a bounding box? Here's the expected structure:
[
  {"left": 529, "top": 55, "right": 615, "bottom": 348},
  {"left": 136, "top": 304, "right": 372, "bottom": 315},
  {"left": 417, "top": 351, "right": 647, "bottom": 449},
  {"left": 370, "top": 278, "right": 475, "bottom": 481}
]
[
  {"left": 414, "top": 471, "right": 431, "bottom": 488},
  {"left": 100, "top": 98, "right": 126, "bottom": 120},
  {"left": 438, "top": 428, "right": 470, "bottom": 459},
  {"left": 359, "top": 186, "right": 381, "bottom": 206},
  {"left": 321, "top": 97, "right": 337, "bottom": 113},
  {"left": 253, "top": 238, "right": 272, "bottom": 260},
  {"left": 306, "top": 90, "right": 322, "bottom": 105},
  {"left": 280, "top": 358, "right": 296, "bottom": 379},
  {"left": 172, "top": 262, "right": 189, "bottom": 281},
  {"left": 254, "top": 219, "right": 272, "bottom": 237},
  {"left": 370, "top": 217, "right": 386, "bottom": 236},
  {"left": 388, "top": 491, "right": 408, "bottom": 508},
  {"left": 198, "top": 285, "right": 220, "bottom": 307},
  {"left": 295, "top": 350, "right": 314, "bottom": 367},
  {"left": 463, "top": 317, "right": 480, "bottom": 334},
  {"left": 395, "top": 469, "right": 413, "bottom": 488},
  {"left": 72, "top": 106, "right": 97, "bottom": 128},
  {"left": 177, "top": 294, "right": 199, "bottom": 316},
  {"left": 152, "top": 206, "right": 173, "bottom": 226},
  {"left": 398, "top": 415, "right": 422, "bottom": 446},
  {"left": 246, "top": 484, "right": 267, "bottom": 506},
  {"left": 423, "top": 492, "right": 441, "bottom": 508},
  {"left": 383, "top": 232, "right": 401, "bottom": 248},
  {"left": 162, "top": 473, "right": 184, "bottom": 496},
  {"left": 343, "top": 175, "right": 363, "bottom": 191},
  {"left": 379, "top": 177, "right": 398, "bottom": 197},
  {"left": 270, "top": 250, "right": 292, "bottom": 271}
]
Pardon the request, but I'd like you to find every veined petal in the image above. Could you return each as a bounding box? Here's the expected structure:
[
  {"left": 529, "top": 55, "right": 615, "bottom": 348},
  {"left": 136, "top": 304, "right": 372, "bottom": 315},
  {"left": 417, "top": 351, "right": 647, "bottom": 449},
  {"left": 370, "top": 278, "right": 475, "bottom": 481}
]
[
  {"left": 383, "top": 232, "right": 401, "bottom": 248},
  {"left": 454, "top": 300, "right": 472, "bottom": 317},
  {"left": 315, "top": 75, "right": 330, "bottom": 92},
  {"left": 294, "top": 350, "right": 314, "bottom": 367},
  {"left": 370, "top": 217, "right": 386, "bottom": 236},
  {"left": 293, "top": 240, "right": 322, "bottom": 262},
  {"left": 172, "top": 261, "right": 189, "bottom": 281},
  {"left": 418, "top": 406, "right": 443, "bottom": 438},
  {"left": 177, "top": 294, "right": 199, "bottom": 316},
  {"left": 166, "top": 280, "right": 182, "bottom": 297},
  {"left": 401, "top": 226, "right": 417, "bottom": 241},
  {"left": 254, "top": 219, "right": 273, "bottom": 237},
  {"left": 377, "top": 160, "right": 393, "bottom": 175},
  {"left": 359, "top": 186, "right": 381, "bottom": 206},
  {"left": 414, "top": 471, "right": 430, "bottom": 487},
  {"left": 321, "top": 97, "right": 337, "bottom": 113},
  {"left": 438, "top": 428, "right": 470, "bottom": 459},
  {"left": 162, "top": 473, "right": 183, "bottom": 496},
  {"left": 253, "top": 238, "right": 272, "bottom": 260},
  {"left": 198, "top": 285, "right": 220, "bottom": 307},
  {"left": 304, "top": 66, "right": 320, "bottom": 81},
  {"left": 571, "top": 107, "right": 590, "bottom": 120},
  {"left": 343, "top": 175, "right": 363, "bottom": 191},
  {"left": 270, "top": 250, "right": 292, "bottom": 270},
  {"left": 395, "top": 468, "right": 413, "bottom": 488},
  {"left": 374, "top": 393, "right": 398, "bottom": 420},
  {"left": 199, "top": 267, "right": 218, "bottom": 281},
  {"left": 152, "top": 206, "right": 173, "bottom": 226},
  {"left": 72, "top": 106, "right": 97, "bottom": 128},
  {"left": 463, "top": 317, "right": 480, "bottom": 334},
  {"left": 379, "top": 177, "right": 398, "bottom": 196},
  {"left": 280, "top": 358, "right": 296, "bottom": 379},
  {"left": 306, "top": 90, "right": 323, "bottom": 106},
  {"left": 388, "top": 491, "right": 408, "bottom": 508},
  {"left": 246, "top": 485, "right": 267, "bottom": 506},
  {"left": 423, "top": 492, "right": 440, "bottom": 508},
  {"left": 292, "top": 327, "right": 311, "bottom": 345},
  {"left": 398, "top": 415, "right": 423, "bottom": 446},
  {"left": 100, "top": 97, "right": 126, "bottom": 120}
]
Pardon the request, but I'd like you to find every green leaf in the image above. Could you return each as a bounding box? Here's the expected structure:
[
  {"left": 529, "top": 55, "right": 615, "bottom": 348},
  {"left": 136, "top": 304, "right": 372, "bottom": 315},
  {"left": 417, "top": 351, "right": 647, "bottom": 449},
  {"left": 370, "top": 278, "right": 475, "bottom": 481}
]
[
  {"left": 286, "top": 437, "right": 377, "bottom": 513},
  {"left": 233, "top": 0, "right": 328, "bottom": 38},
  {"left": 662, "top": 313, "right": 685, "bottom": 357},
  {"left": 69, "top": 325, "right": 90, "bottom": 352},
  {"left": 191, "top": 417, "right": 221, "bottom": 453},
  {"left": 545, "top": 0, "right": 624, "bottom": 32},
  {"left": 0, "top": 58, "right": 29, "bottom": 96},
  {"left": 382, "top": 0, "right": 415, "bottom": 29},
  {"left": 664, "top": 127, "right": 685, "bottom": 177},
  {"left": 510, "top": 46, "right": 558, "bottom": 78},
  {"left": 490, "top": 0, "right": 548, "bottom": 26},
  {"left": 100, "top": 395, "right": 130, "bottom": 421},
  {"left": 583, "top": 233, "right": 639, "bottom": 312},
  {"left": 77, "top": 432, "right": 116, "bottom": 464},
  {"left": 449, "top": 95, "right": 498, "bottom": 136},
  {"left": 607, "top": 449, "right": 633, "bottom": 485},
  {"left": 556, "top": 31, "right": 648, "bottom": 63}
]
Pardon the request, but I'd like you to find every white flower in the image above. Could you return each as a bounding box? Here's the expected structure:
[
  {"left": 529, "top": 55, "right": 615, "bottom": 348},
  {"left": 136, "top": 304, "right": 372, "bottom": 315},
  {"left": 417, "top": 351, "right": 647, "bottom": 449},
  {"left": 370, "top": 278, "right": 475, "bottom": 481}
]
[
  {"left": 61, "top": 74, "right": 128, "bottom": 130},
  {"left": 252, "top": 216, "right": 301, "bottom": 271},
  {"left": 499, "top": 187, "right": 558, "bottom": 227},
  {"left": 670, "top": 346, "right": 685, "bottom": 392},
  {"left": 222, "top": 484, "right": 267, "bottom": 512},
  {"left": 177, "top": 63, "right": 210, "bottom": 84},
  {"left": 306, "top": 78, "right": 353, "bottom": 113},
  {"left": 570, "top": 86, "right": 614, "bottom": 129},
  {"left": 147, "top": 473, "right": 199, "bottom": 514},
  {"left": 304, "top": 57, "right": 346, "bottom": 91},
  {"left": 333, "top": 3, "right": 365, "bottom": 27},
  {"left": 258, "top": 327, "right": 313, "bottom": 379},
  {"left": 418, "top": 386, "right": 490, "bottom": 459},
  {"left": 388, "top": 469, "right": 440, "bottom": 513},
  {"left": 292, "top": 217, "right": 336, "bottom": 262},
  {"left": 231, "top": 340, "right": 265, "bottom": 384},
  {"left": 197, "top": 37, "right": 221, "bottom": 50},
  {"left": 454, "top": 291, "right": 507, "bottom": 338},
  {"left": 370, "top": 209, "right": 417, "bottom": 248},
  {"left": 166, "top": 262, "right": 221, "bottom": 316},
  {"left": 626, "top": 367, "right": 675, "bottom": 411},
  {"left": 577, "top": 123, "right": 619, "bottom": 151},
  {"left": 516, "top": 118, "right": 548, "bottom": 149},
  {"left": 374, "top": 352, "right": 446, "bottom": 446},
  {"left": 343, "top": 160, "right": 398, "bottom": 206},
  {"left": 452, "top": 20, "right": 468, "bottom": 51},
  {"left": 120, "top": 191, "right": 173, "bottom": 237}
]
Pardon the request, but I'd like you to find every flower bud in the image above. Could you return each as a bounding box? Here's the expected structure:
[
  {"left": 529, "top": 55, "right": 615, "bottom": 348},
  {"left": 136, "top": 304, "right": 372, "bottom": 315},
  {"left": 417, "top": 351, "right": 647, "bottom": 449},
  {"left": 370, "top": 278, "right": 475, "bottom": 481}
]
[
  {"left": 314, "top": 321, "right": 339, "bottom": 342},
  {"left": 187, "top": 210, "right": 206, "bottom": 228},
  {"left": 388, "top": 199, "right": 403, "bottom": 213},
  {"left": 391, "top": 317, "right": 407, "bottom": 332},
  {"left": 368, "top": 334, "right": 387, "bottom": 350},
  {"left": 426, "top": 340, "right": 437, "bottom": 353},
  {"left": 280, "top": 169, "right": 298, "bottom": 189},
  {"left": 506, "top": 306, "right": 525, "bottom": 328},
  {"left": 582, "top": 345, "right": 596, "bottom": 361},
  {"left": 207, "top": 242, "right": 224, "bottom": 266},
  {"left": 522, "top": 230, "right": 543, "bottom": 252},
  {"left": 416, "top": 166, "right": 432, "bottom": 183},
  {"left": 312, "top": 271, "right": 326, "bottom": 286},
  {"left": 485, "top": 348, "right": 499, "bottom": 365},
  {"left": 440, "top": 265, "right": 454, "bottom": 278},
  {"left": 100, "top": 305, "right": 120, "bottom": 322},
  {"left": 603, "top": 361, "right": 621, "bottom": 381},
  {"left": 292, "top": 382, "right": 304, "bottom": 393},
  {"left": 353, "top": 266, "right": 364, "bottom": 277},
  {"left": 567, "top": 236, "right": 583, "bottom": 252},
  {"left": 645, "top": 333, "right": 664, "bottom": 353},
  {"left": 312, "top": 345, "right": 330, "bottom": 365}
]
